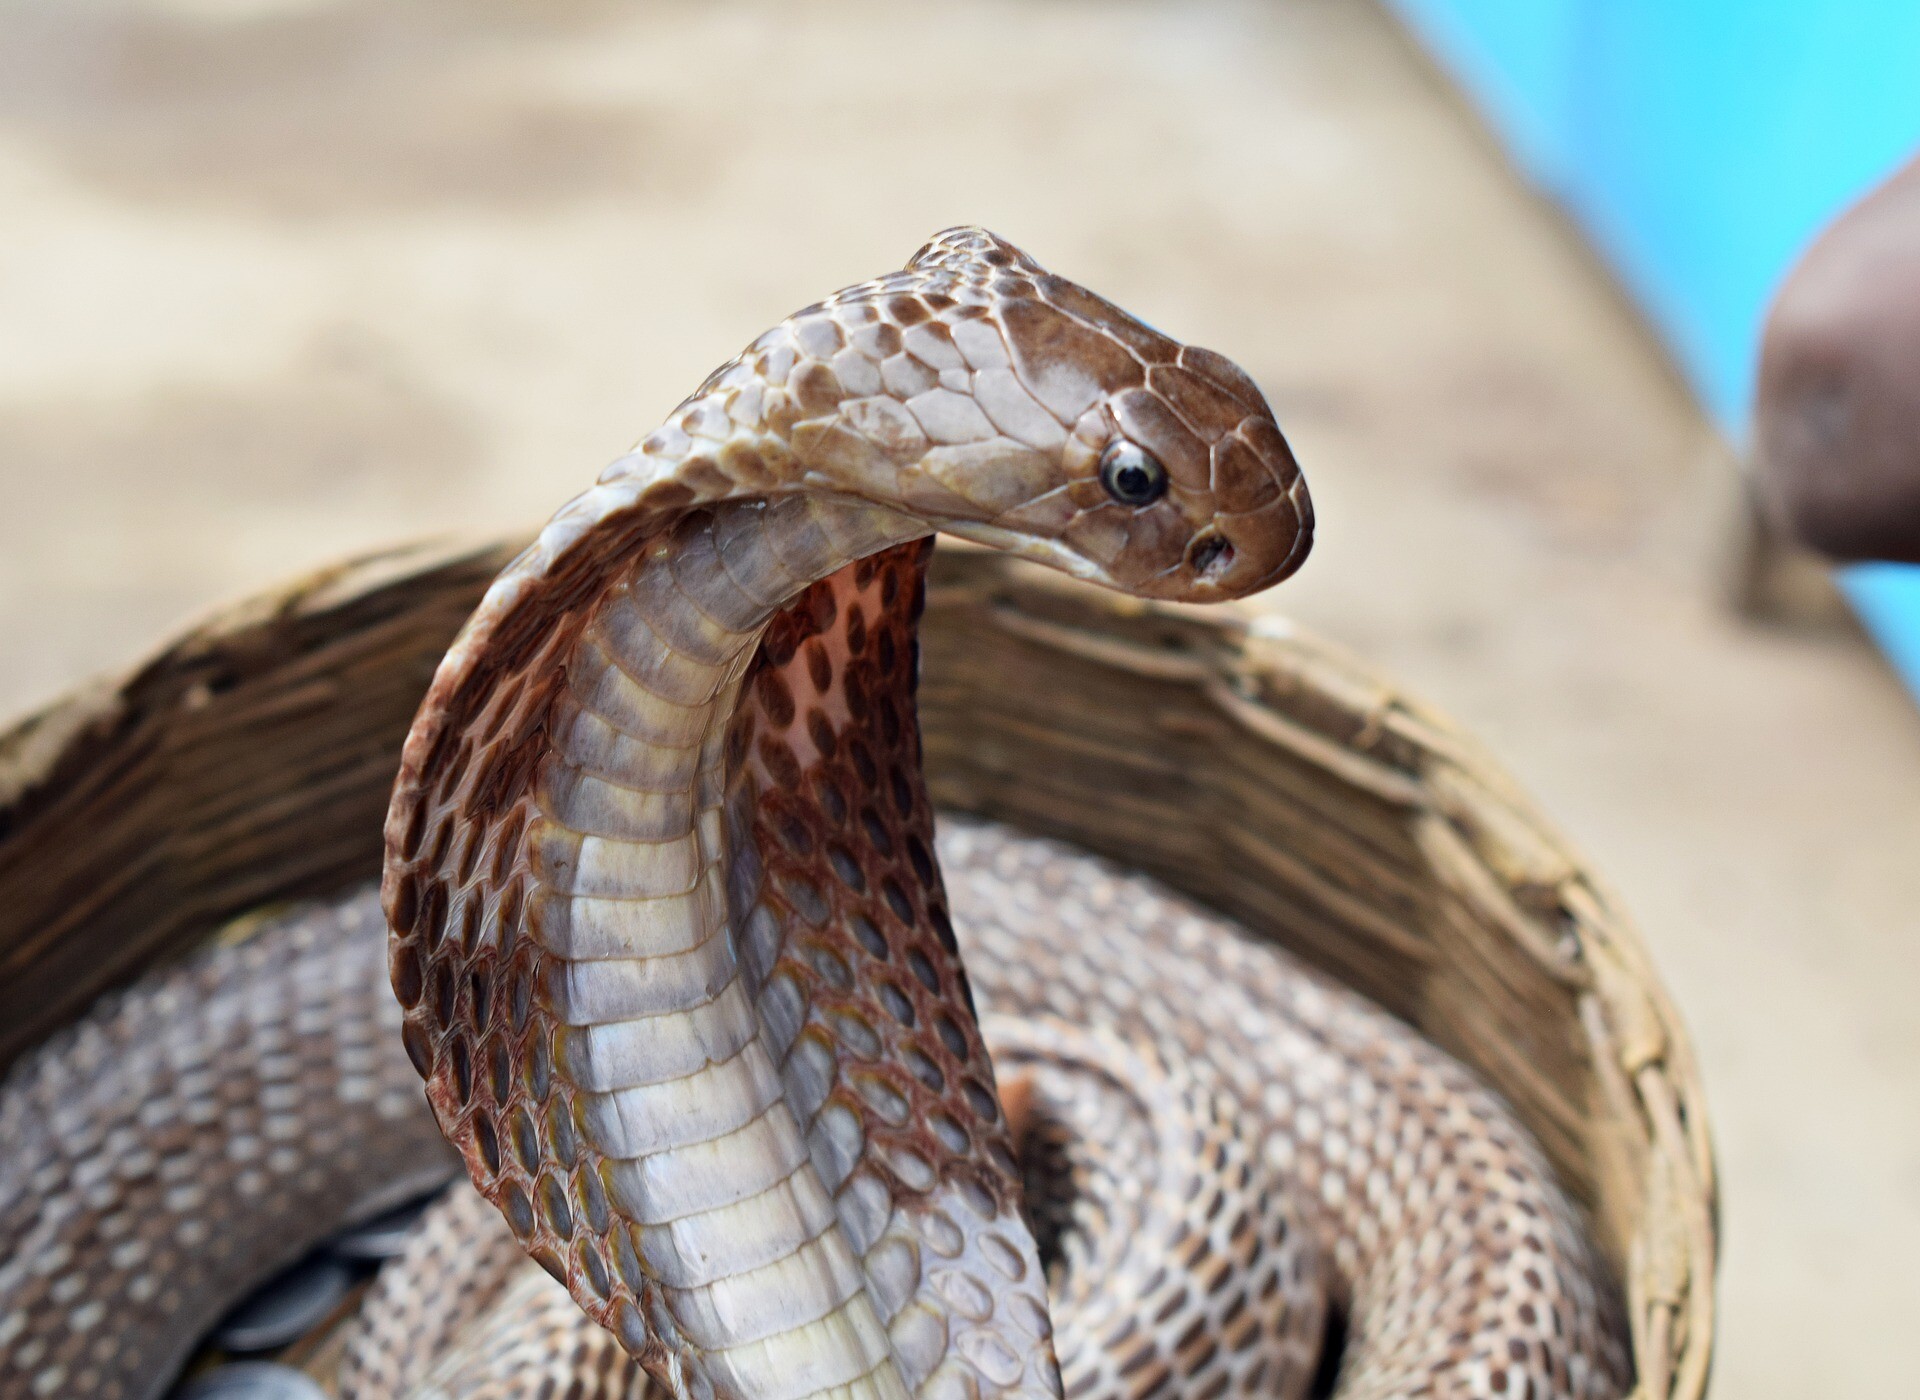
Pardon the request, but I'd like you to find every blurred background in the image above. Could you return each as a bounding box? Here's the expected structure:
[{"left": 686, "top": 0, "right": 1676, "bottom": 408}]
[{"left": 1, "top": 0, "right": 1916, "bottom": 1393}]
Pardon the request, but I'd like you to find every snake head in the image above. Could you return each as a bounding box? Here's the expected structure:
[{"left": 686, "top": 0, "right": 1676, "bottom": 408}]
[{"left": 762, "top": 227, "right": 1313, "bottom": 603}]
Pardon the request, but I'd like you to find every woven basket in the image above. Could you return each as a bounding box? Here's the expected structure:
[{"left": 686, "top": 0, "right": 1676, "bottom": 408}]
[{"left": 0, "top": 539, "right": 1716, "bottom": 1400}]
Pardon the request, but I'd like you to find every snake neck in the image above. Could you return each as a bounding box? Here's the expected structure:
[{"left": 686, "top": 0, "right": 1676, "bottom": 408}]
[
  {"left": 386, "top": 220, "right": 1309, "bottom": 1400},
  {"left": 401, "top": 488, "right": 1059, "bottom": 1400},
  {"left": 529, "top": 492, "right": 924, "bottom": 943}
]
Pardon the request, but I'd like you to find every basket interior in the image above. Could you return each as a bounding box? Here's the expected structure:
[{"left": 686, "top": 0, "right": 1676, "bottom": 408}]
[{"left": 0, "top": 537, "right": 1716, "bottom": 1400}]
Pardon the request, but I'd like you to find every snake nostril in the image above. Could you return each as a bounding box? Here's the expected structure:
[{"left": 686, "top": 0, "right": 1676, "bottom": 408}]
[{"left": 1189, "top": 535, "right": 1233, "bottom": 578}]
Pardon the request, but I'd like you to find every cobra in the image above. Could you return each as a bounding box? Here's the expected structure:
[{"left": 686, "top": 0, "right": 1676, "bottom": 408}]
[{"left": 0, "top": 229, "right": 1629, "bottom": 1400}]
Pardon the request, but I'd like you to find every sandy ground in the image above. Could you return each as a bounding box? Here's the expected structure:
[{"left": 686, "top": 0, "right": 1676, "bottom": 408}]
[{"left": 2, "top": 0, "right": 1917, "bottom": 1392}]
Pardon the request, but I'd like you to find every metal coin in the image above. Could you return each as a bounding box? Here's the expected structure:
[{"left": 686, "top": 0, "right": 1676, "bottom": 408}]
[
  {"left": 212, "top": 1256, "right": 352, "bottom": 1353},
  {"left": 327, "top": 1192, "right": 439, "bottom": 1262},
  {"left": 176, "top": 1361, "right": 329, "bottom": 1399}
]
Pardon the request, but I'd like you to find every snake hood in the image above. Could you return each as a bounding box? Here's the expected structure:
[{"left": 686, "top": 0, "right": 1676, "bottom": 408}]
[{"left": 384, "top": 229, "right": 1312, "bottom": 1400}]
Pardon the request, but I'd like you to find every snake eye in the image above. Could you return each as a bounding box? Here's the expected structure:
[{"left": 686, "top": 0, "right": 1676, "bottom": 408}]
[{"left": 1098, "top": 441, "right": 1168, "bottom": 507}]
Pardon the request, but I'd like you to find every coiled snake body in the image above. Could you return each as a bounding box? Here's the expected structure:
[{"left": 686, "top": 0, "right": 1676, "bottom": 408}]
[{"left": 0, "top": 230, "right": 1629, "bottom": 1400}]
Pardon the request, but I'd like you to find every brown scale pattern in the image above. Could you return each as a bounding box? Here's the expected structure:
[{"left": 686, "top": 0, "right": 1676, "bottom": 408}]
[
  {"left": 384, "top": 1222, "right": 645, "bottom": 1400},
  {"left": 390, "top": 783, "right": 656, "bottom": 1375},
  {"left": 384, "top": 520, "right": 718, "bottom": 1397},
  {"left": 346, "top": 818, "right": 1628, "bottom": 1400},
  {"left": 994, "top": 1021, "right": 1325, "bottom": 1400},
  {"left": 729, "top": 544, "right": 1059, "bottom": 1400},
  {"left": 942, "top": 821, "right": 1633, "bottom": 1400},
  {"left": 0, "top": 894, "right": 456, "bottom": 1400},
  {"left": 362, "top": 225, "right": 1622, "bottom": 1400},
  {"left": 385, "top": 536, "right": 1054, "bottom": 1400},
  {"left": 734, "top": 543, "right": 1022, "bottom": 1221},
  {"left": 336, "top": 1177, "right": 531, "bottom": 1400},
  {"left": 382, "top": 224, "right": 1317, "bottom": 1398}
]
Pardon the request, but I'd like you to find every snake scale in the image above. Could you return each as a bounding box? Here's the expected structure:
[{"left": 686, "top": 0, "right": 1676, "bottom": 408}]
[{"left": 0, "top": 229, "right": 1630, "bottom": 1400}]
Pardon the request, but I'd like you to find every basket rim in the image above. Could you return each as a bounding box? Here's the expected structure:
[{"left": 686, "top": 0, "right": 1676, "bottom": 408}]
[{"left": 0, "top": 533, "right": 1717, "bottom": 1400}]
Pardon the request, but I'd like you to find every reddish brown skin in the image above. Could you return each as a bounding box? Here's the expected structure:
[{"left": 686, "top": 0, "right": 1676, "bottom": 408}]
[
  {"left": 735, "top": 540, "right": 1024, "bottom": 1223},
  {"left": 383, "top": 536, "right": 1010, "bottom": 1389},
  {"left": 382, "top": 227, "right": 1315, "bottom": 1394}
]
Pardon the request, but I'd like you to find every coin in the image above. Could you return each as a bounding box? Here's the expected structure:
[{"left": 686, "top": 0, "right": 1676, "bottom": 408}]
[
  {"left": 176, "top": 1361, "right": 329, "bottom": 1399},
  {"left": 326, "top": 1192, "right": 438, "bottom": 1263},
  {"left": 212, "top": 1256, "right": 352, "bottom": 1353}
]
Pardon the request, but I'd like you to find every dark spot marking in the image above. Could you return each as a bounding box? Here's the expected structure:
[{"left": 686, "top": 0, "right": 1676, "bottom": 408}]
[
  {"left": 756, "top": 669, "right": 796, "bottom": 728},
  {"left": 930, "top": 904, "right": 958, "bottom": 954},
  {"left": 614, "top": 1299, "right": 648, "bottom": 1355},
  {"left": 613, "top": 1227, "right": 646, "bottom": 1294},
  {"left": 879, "top": 982, "right": 915, "bottom": 1026},
  {"left": 540, "top": 1174, "right": 575, "bottom": 1239},
  {"left": 492, "top": 807, "right": 528, "bottom": 884},
  {"left": 778, "top": 812, "right": 814, "bottom": 856},
  {"left": 906, "top": 835, "right": 933, "bottom": 885},
  {"left": 807, "top": 944, "right": 854, "bottom": 992},
  {"left": 393, "top": 945, "right": 423, "bottom": 1008},
  {"left": 390, "top": 871, "right": 420, "bottom": 933},
  {"left": 402, "top": 1020, "right": 432, "bottom": 1076},
  {"left": 930, "top": 1113, "right": 970, "bottom": 1154},
  {"left": 807, "top": 709, "right": 838, "bottom": 760},
  {"left": 851, "top": 913, "right": 889, "bottom": 960},
  {"left": 580, "top": 1241, "right": 613, "bottom": 1299},
  {"left": 502, "top": 1182, "right": 537, "bottom": 1239},
  {"left": 489, "top": 1039, "right": 512, "bottom": 1104},
  {"left": 474, "top": 1112, "right": 502, "bottom": 1177},
  {"left": 962, "top": 1078, "right": 997, "bottom": 1121},
  {"left": 843, "top": 667, "right": 871, "bottom": 722},
  {"left": 470, "top": 969, "right": 493, "bottom": 1033},
  {"left": 419, "top": 880, "right": 448, "bottom": 953},
  {"left": 905, "top": 1048, "right": 945, "bottom": 1093},
  {"left": 808, "top": 579, "right": 839, "bottom": 631},
  {"left": 828, "top": 845, "right": 866, "bottom": 892},
  {"left": 432, "top": 965, "right": 457, "bottom": 1027},
  {"left": 547, "top": 1099, "right": 580, "bottom": 1169},
  {"left": 815, "top": 776, "right": 848, "bottom": 824},
  {"left": 498, "top": 879, "right": 524, "bottom": 946},
  {"left": 455, "top": 898, "right": 481, "bottom": 954},
  {"left": 524, "top": 1031, "right": 554, "bottom": 1100},
  {"left": 449, "top": 1036, "right": 472, "bottom": 1103},
  {"left": 513, "top": 1111, "right": 542, "bottom": 1172},
  {"left": 398, "top": 807, "right": 429, "bottom": 866},
  {"left": 805, "top": 639, "right": 834, "bottom": 694},
  {"left": 759, "top": 736, "right": 802, "bottom": 788}
]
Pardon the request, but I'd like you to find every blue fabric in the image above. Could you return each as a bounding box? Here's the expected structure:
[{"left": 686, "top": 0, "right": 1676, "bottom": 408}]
[{"left": 1388, "top": 0, "right": 1920, "bottom": 698}]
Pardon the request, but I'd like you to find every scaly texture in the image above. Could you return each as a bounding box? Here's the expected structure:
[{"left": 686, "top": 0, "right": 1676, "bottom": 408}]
[
  {"left": 335, "top": 1175, "right": 532, "bottom": 1400},
  {"left": 0, "top": 227, "right": 1630, "bottom": 1400},
  {"left": 376, "top": 224, "right": 1624, "bottom": 1400},
  {"left": 382, "top": 228, "right": 1310, "bottom": 1400},
  {"left": 348, "top": 821, "right": 1628, "bottom": 1400},
  {"left": 945, "top": 821, "right": 1630, "bottom": 1400},
  {"left": 0, "top": 894, "right": 457, "bottom": 1400}
]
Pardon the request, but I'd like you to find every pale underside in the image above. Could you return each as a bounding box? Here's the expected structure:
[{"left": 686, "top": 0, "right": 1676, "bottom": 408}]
[{"left": 343, "top": 819, "right": 1630, "bottom": 1400}]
